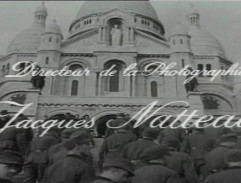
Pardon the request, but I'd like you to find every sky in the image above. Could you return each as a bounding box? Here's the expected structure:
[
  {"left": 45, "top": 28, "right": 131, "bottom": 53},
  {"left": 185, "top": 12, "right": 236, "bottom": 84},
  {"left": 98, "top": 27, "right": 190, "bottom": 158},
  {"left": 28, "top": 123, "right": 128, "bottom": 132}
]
[{"left": 1, "top": 1, "right": 241, "bottom": 62}]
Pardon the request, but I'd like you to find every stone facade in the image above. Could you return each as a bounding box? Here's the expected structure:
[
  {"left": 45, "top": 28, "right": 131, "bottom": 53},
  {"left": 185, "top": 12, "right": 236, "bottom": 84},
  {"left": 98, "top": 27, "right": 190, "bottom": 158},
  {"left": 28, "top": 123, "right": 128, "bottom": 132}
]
[{"left": 0, "top": 2, "right": 239, "bottom": 133}]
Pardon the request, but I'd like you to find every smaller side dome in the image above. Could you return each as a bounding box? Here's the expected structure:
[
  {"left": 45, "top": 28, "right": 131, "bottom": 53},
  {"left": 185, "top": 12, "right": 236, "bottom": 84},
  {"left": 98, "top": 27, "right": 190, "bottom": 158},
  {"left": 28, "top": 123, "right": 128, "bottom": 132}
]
[
  {"left": 170, "top": 22, "right": 188, "bottom": 36},
  {"left": 45, "top": 20, "right": 62, "bottom": 36},
  {"left": 187, "top": 3, "right": 199, "bottom": 16},
  {"left": 36, "top": 2, "right": 47, "bottom": 15}
]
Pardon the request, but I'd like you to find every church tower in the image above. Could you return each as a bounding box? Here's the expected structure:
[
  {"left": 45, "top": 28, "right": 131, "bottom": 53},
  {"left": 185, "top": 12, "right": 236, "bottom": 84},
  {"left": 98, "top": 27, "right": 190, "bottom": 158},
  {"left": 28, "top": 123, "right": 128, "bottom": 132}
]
[
  {"left": 169, "top": 22, "right": 193, "bottom": 97},
  {"left": 37, "top": 19, "right": 63, "bottom": 95},
  {"left": 34, "top": 2, "right": 48, "bottom": 25}
]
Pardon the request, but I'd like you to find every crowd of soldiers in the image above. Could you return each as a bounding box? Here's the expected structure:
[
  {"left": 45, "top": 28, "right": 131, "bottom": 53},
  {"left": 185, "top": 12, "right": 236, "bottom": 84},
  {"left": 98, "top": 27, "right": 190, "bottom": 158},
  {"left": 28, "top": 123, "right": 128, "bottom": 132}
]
[{"left": 1, "top": 110, "right": 241, "bottom": 183}]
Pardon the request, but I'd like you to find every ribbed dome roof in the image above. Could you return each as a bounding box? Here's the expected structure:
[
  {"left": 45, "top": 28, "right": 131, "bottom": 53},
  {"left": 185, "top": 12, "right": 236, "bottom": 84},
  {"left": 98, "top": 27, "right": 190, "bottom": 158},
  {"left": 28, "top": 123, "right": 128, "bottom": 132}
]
[
  {"left": 188, "top": 26, "right": 225, "bottom": 56},
  {"left": 45, "top": 20, "right": 62, "bottom": 35},
  {"left": 7, "top": 24, "right": 45, "bottom": 53},
  {"left": 76, "top": 1, "right": 159, "bottom": 21},
  {"left": 36, "top": 2, "right": 47, "bottom": 15}
]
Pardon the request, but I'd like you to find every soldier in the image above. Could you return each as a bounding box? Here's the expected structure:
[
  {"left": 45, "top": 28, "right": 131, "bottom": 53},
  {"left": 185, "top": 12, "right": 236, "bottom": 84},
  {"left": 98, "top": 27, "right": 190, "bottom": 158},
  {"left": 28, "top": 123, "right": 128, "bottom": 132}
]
[
  {"left": 0, "top": 150, "right": 23, "bottom": 183},
  {"left": 181, "top": 128, "right": 215, "bottom": 177},
  {"left": 203, "top": 133, "right": 237, "bottom": 178},
  {"left": 47, "top": 129, "right": 93, "bottom": 167},
  {"left": 45, "top": 128, "right": 77, "bottom": 166},
  {"left": 91, "top": 158, "right": 134, "bottom": 183},
  {"left": 131, "top": 145, "right": 182, "bottom": 183},
  {"left": 204, "top": 125, "right": 232, "bottom": 148},
  {"left": 164, "top": 137, "right": 200, "bottom": 183},
  {"left": 0, "top": 110, "right": 10, "bottom": 128},
  {"left": 43, "top": 133, "right": 95, "bottom": 183},
  {"left": 158, "top": 126, "right": 186, "bottom": 146},
  {"left": 0, "top": 114, "right": 33, "bottom": 156},
  {"left": 121, "top": 127, "right": 160, "bottom": 162},
  {"left": 204, "top": 149, "right": 241, "bottom": 183},
  {"left": 23, "top": 128, "right": 61, "bottom": 183},
  {"left": 99, "top": 118, "right": 137, "bottom": 169}
]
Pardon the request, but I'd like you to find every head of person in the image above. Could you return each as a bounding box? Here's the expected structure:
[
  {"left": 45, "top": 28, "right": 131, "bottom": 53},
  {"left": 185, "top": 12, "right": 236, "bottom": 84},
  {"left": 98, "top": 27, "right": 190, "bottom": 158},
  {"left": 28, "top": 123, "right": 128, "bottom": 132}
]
[
  {"left": 141, "top": 127, "right": 160, "bottom": 140},
  {"left": 0, "top": 150, "right": 23, "bottom": 181},
  {"left": 110, "top": 118, "right": 130, "bottom": 132},
  {"left": 75, "top": 114, "right": 80, "bottom": 119},
  {"left": 140, "top": 144, "right": 169, "bottom": 164},
  {"left": 219, "top": 134, "right": 237, "bottom": 148},
  {"left": 61, "top": 128, "right": 78, "bottom": 141},
  {"left": 101, "top": 158, "right": 134, "bottom": 183},
  {"left": 225, "top": 149, "right": 241, "bottom": 168},
  {"left": 164, "top": 137, "right": 180, "bottom": 151},
  {"left": 64, "top": 131, "right": 91, "bottom": 156},
  {"left": 83, "top": 114, "right": 90, "bottom": 120}
]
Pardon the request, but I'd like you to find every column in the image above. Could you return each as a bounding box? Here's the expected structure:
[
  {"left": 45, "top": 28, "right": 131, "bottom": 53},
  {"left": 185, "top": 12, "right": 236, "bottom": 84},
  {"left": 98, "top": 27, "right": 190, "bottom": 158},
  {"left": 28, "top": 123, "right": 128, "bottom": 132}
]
[
  {"left": 132, "top": 76, "right": 136, "bottom": 97},
  {"left": 98, "top": 73, "right": 102, "bottom": 96}
]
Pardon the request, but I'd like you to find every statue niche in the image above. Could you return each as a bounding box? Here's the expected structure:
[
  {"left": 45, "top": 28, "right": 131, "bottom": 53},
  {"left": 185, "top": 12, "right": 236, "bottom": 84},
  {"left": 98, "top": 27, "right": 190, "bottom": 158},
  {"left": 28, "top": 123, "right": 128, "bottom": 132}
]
[{"left": 107, "top": 18, "right": 123, "bottom": 46}]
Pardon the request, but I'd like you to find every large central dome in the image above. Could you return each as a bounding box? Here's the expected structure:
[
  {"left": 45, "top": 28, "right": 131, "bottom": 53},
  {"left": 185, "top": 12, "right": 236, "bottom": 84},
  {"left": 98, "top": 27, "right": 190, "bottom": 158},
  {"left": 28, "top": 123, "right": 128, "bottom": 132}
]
[{"left": 76, "top": 1, "right": 159, "bottom": 21}]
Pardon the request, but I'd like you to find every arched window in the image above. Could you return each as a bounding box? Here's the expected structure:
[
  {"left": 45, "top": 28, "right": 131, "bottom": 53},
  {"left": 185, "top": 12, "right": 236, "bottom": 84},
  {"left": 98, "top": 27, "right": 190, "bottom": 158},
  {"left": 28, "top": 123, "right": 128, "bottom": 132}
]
[
  {"left": 180, "top": 39, "right": 183, "bottom": 44},
  {"left": 151, "top": 81, "right": 158, "bottom": 97},
  {"left": 19, "top": 62, "right": 25, "bottom": 72},
  {"left": 173, "top": 40, "right": 175, "bottom": 45},
  {"left": 206, "top": 64, "right": 212, "bottom": 77},
  {"left": 69, "top": 64, "right": 83, "bottom": 71},
  {"left": 71, "top": 80, "right": 78, "bottom": 96},
  {"left": 45, "top": 57, "right": 49, "bottom": 65},
  {"left": 197, "top": 64, "right": 203, "bottom": 77},
  {"left": 181, "top": 59, "right": 185, "bottom": 68},
  {"left": 206, "top": 64, "right": 211, "bottom": 71},
  {"left": 104, "top": 60, "right": 124, "bottom": 92},
  {"left": 49, "top": 37, "right": 52, "bottom": 42},
  {"left": 109, "top": 64, "right": 121, "bottom": 92}
]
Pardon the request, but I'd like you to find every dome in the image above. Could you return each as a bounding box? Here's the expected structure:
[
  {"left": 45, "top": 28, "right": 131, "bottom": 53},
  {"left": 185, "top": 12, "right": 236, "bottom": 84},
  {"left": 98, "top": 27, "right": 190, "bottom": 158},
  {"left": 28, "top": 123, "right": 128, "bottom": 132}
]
[
  {"left": 36, "top": 2, "right": 47, "bottom": 15},
  {"left": 7, "top": 24, "right": 45, "bottom": 53},
  {"left": 76, "top": 1, "right": 159, "bottom": 21},
  {"left": 170, "top": 23, "right": 188, "bottom": 36},
  {"left": 187, "top": 4, "right": 199, "bottom": 16},
  {"left": 188, "top": 26, "right": 225, "bottom": 56},
  {"left": 45, "top": 20, "right": 62, "bottom": 35}
]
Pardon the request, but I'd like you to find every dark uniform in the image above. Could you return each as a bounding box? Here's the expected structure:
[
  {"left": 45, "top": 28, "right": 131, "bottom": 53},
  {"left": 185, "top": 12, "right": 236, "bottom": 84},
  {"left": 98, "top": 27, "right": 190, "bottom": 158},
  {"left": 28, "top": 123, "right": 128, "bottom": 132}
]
[
  {"left": 44, "top": 154, "right": 95, "bottom": 183},
  {"left": 164, "top": 151, "right": 200, "bottom": 183},
  {"left": 181, "top": 130, "right": 215, "bottom": 176},
  {"left": 203, "top": 134, "right": 238, "bottom": 178},
  {"left": 204, "top": 149, "right": 241, "bottom": 183},
  {"left": 132, "top": 163, "right": 183, "bottom": 183},
  {"left": 0, "top": 126, "right": 33, "bottom": 156},
  {"left": 204, "top": 168, "right": 241, "bottom": 183},
  {"left": 158, "top": 128, "right": 186, "bottom": 145},
  {"left": 24, "top": 130, "right": 60, "bottom": 183},
  {"left": 46, "top": 142, "right": 66, "bottom": 166},
  {"left": 203, "top": 146, "right": 229, "bottom": 176},
  {"left": 204, "top": 127, "right": 232, "bottom": 147},
  {"left": 121, "top": 137, "right": 159, "bottom": 161},
  {"left": 0, "top": 150, "right": 23, "bottom": 183},
  {"left": 99, "top": 130, "right": 137, "bottom": 167},
  {"left": 0, "top": 110, "right": 10, "bottom": 129}
]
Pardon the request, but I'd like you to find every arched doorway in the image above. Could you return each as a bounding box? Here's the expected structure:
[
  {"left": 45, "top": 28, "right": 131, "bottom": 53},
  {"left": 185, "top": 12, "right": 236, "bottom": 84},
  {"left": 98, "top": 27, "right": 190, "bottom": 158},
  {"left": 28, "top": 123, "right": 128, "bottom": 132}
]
[
  {"left": 95, "top": 114, "right": 117, "bottom": 137},
  {"left": 103, "top": 60, "right": 126, "bottom": 93}
]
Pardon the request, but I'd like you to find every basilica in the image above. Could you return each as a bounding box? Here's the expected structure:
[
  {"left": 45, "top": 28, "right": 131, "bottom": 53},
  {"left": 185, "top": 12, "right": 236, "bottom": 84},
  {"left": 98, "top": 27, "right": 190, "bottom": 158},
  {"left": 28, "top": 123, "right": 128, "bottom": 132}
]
[{"left": 0, "top": 1, "right": 240, "bottom": 134}]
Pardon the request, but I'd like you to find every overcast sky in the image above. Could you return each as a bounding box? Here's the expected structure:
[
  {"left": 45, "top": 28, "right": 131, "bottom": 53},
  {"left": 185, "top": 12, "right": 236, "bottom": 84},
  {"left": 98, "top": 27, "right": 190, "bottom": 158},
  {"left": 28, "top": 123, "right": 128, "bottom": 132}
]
[{"left": 1, "top": 1, "right": 241, "bottom": 62}]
